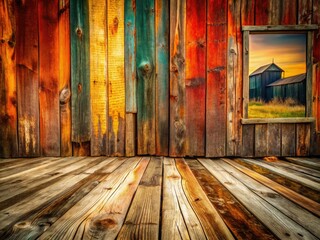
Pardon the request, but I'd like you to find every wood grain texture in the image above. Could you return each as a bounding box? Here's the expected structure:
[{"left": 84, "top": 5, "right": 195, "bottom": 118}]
[
  {"left": 298, "top": 0, "right": 313, "bottom": 24},
  {"left": 39, "top": 0, "right": 60, "bottom": 156},
  {"left": 155, "top": 0, "right": 169, "bottom": 156},
  {"left": 254, "top": 124, "right": 267, "bottom": 157},
  {"left": 169, "top": 0, "right": 186, "bottom": 157},
  {"left": 206, "top": 0, "right": 227, "bottom": 157},
  {"left": 0, "top": 0, "right": 18, "bottom": 158},
  {"left": 242, "top": 125, "right": 254, "bottom": 157},
  {"left": 59, "top": 0, "right": 72, "bottom": 156},
  {"left": 185, "top": 0, "right": 206, "bottom": 156},
  {"left": 296, "top": 124, "right": 311, "bottom": 156},
  {"left": 108, "top": 0, "right": 125, "bottom": 156},
  {"left": 281, "top": 124, "right": 296, "bottom": 156},
  {"left": 136, "top": 0, "right": 156, "bottom": 155},
  {"left": 16, "top": 0, "right": 40, "bottom": 157},
  {"left": 125, "top": 113, "right": 136, "bottom": 156},
  {"left": 70, "top": 0, "right": 91, "bottom": 143},
  {"left": 89, "top": 0, "right": 107, "bottom": 156},
  {"left": 266, "top": 123, "right": 281, "bottom": 156},
  {"left": 254, "top": 0, "right": 271, "bottom": 25},
  {"left": 279, "top": 0, "right": 297, "bottom": 24}
]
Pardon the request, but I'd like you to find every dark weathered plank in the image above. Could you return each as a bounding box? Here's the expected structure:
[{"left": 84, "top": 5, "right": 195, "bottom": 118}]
[
  {"left": 255, "top": 124, "right": 268, "bottom": 157},
  {"left": 0, "top": 0, "right": 18, "bottom": 158},
  {"left": 136, "top": 0, "right": 156, "bottom": 155},
  {"left": 39, "top": 0, "right": 60, "bottom": 156},
  {"left": 89, "top": 0, "right": 107, "bottom": 156},
  {"left": 59, "top": 0, "right": 72, "bottom": 157},
  {"left": 298, "top": 0, "right": 313, "bottom": 24},
  {"left": 267, "top": 123, "right": 281, "bottom": 156},
  {"left": 296, "top": 124, "right": 311, "bottom": 156},
  {"left": 185, "top": 0, "right": 206, "bottom": 156},
  {"left": 155, "top": 0, "right": 169, "bottom": 156},
  {"left": 70, "top": 0, "right": 91, "bottom": 143},
  {"left": 118, "top": 157, "right": 162, "bottom": 239},
  {"left": 16, "top": 0, "right": 40, "bottom": 157},
  {"left": 254, "top": 0, "right": 271, "bottom": 25},
  {"left": 206, "top": 0, "right": 227, "bottom": 157},
  {"left": 169, "top": 0, "right": 186, "bottom": 157},
  {"left": 285, "top": 157, "right": 320, "bottom": 171},
  {"left": 280, "top": 0, "right": 297, "bottom": 24},
  {"left": 242, "top": 125, "right": 254, "bottom": 157},
  {"left": 281, "top": 124, "right": 296, "bottom": 156}
]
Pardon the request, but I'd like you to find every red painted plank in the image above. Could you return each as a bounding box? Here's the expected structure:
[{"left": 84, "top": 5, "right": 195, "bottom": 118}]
[
  {"left": 39, "top": 0, "right": 60, "bottom": 156},
  {"left": 254, "top": 0, "right": 270, "bottom": 25},
  {"left": 206, "top": 0, "right": 227, "bottom": 157},
  {"left": 185, "top": 0, "right": 206, "bottom": 156},
  {"left": 280, "top": 0, "right": 297, "bottom": 24}
]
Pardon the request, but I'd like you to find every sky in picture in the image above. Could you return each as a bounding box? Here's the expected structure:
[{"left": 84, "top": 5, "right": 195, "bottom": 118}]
[{"left": 249, "top": 33, "right": 306, "bottom": 77}]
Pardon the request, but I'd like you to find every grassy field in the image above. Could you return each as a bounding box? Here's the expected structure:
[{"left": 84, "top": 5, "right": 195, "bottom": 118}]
[{"left": 248, "top": 99, "right": 305, "bottom": 118}]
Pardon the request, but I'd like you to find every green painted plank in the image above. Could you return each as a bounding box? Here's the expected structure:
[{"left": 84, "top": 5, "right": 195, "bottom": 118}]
[
  {"left": 155, "top": 0, "right": 169, "bottom": 155},
  {"left": 70, "top": 0, "right": 91, "bottom": 143},
  {"left": 136, "top": 0, "right": 156, "bottom": 155}
]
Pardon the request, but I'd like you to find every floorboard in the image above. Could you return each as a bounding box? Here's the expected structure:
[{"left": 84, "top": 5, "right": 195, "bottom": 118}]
[{"left": 0, "top": 156, "right": 319, "bottom": 239}]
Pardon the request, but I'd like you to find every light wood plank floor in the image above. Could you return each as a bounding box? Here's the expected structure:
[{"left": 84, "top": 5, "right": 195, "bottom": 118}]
[{"left": 0, "top": 156, "right": 319, "bottom": 239}]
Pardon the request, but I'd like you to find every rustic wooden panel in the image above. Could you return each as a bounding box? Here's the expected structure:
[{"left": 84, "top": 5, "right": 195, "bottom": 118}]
[
  {"left": 267, "top": 123, "right": 281, "bottom": 156},
  {"left": 16, "top": 0, "right": 40, "bottom": 157},
  {"left": 254, "top": 0, "right": 271, "bottom": 25},
  {"left": 136, "top": 0, "right": 156, "bottom": 155},
  {"left": 185, "top": 0, "right": 206, "bottom": 156},
  {"left": 39, "top": 0, "right": 60, "bottom": 156},
  {"left": 298, "top": 0, "right": 313, "bottom": 24},
  {"left": 242, "top": 125, "right": 254, "bottom": 157},
  {"left": 296, "top": 124, "right": 311, "bottom": 156},
  {"left": 227, "top": 0, "right": 242, "bottom": 156},
  {"left": 169, "top": 0, "right": 186, "bottom": 157},
  {"left": 241, "top": 0, "right": 255, "bottom": 25},
  {"left": 108, "top": 0, "right": 125, "bottom": 156},
  {"left": 281, "top": 124, "right": 296, "bottom": 156},
  {"left": 280, "top": 0, "right": 297, "bottom": 24},
  {"left": 59, "top": 0, "right": 72, "bottom": 157},
  {"left": 206, "top": 0, "right": 227, "bottom": 157},
  {"left": 70, "top": 0, "right": 91, "bottom": 143},
  {"left": 89, "top": 0, "right": 107, "bottom": 156},
  {"left": 0, "top": 0, "right": 18, "bottom": 158},
  {"left": 155, "top": 0, "right": 169, "bottom": 156},
  {"left": 125, "top": 113, "right": 136, "bottom": 156},
  {"left": 255, "top": 124, "right": 268, "bottom": 157}
]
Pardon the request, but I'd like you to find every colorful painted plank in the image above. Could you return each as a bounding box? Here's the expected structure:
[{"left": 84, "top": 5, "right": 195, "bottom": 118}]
[
  {"left": 280, "top": 0, "right": 297, "bottom": 24},
  {"left": 16, "top": 0, "right": 40, "bottom": 157},
  {"left": 70, "top": 0, "right": 91, "bottom": 144},
  {"left": 59, "top": 0, "right": 72, "bottom": 156},
  {"left": 89, "top": 0, "right": 107, "bottom": 156},
  {"left": 39, "top": 0, "right": 60, "bottom": 156},
  {"left": 296, "top": 124, "right": 311, "bottom": 156},
  {"left": 136, "top": 0, "right": 156, "bottom": 155},
  {"left": 206, "top": 0, "right": 227, "bottom": 157},
  {"left": 254, "top": 0, "right": 271, "bottom": 25},
  {"left": 155, "top": 0, "right": 169, "bottom": 156},
  {"left": 185, "top": 0, "right": 206, "bottom": 156},
  {"left": 169, "top": 0, "right": 186, "bottom": 157},
  {"left": 0, "top": 0, "right": 18, "bottom": 158},
  {"left": 298, "top": 0, "right": 313, "bottom": 24},
  {"left": 108, "top": 0, "right": 125, "bottom": 156}
]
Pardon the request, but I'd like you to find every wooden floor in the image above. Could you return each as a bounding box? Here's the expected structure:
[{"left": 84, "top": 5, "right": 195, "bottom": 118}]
[{"left": 0, "top": 156, "right": 319, "bottom": 239}]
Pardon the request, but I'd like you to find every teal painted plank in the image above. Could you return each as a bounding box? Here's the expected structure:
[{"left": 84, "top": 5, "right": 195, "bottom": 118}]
[
  {"left": 125, "top": 0, "right": 136, "bottom": 113},
  {"left": 155, "top": 0, "right": 169, "bottom": 155},
  {"left": 70, "top": 0, "right": 91, "bottom": 143},
  {"left": 136, "top": 0, "right": 156, "bottom": 155}
]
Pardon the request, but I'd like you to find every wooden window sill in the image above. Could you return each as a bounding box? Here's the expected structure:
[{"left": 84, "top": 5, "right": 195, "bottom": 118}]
[{"left": 241, "top": 117, "right": 315, "bottom": 125}]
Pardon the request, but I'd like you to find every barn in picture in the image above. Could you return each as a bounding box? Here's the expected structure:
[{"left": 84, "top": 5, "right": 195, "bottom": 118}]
[{"left": 0, "top": 0, "right": 320, "bottom": 239}]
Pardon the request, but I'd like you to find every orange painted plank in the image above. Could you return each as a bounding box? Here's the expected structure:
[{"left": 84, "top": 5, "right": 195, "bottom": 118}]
[
  {"left": 58, "top": 0, "right": 72, "bottom": 156},
  {"left": 0, "top": 0, "right": 18, "bottom": 158},
  {"left": 108, "top": 0, "right": 125, "bottom": 156},
  {"left": 185, "top": 0, "right": 206, "bottom": 156},
  {"left": 206, "top": 0, "right": 227, "bottom": 157},
  {"left": 16, "top": 0, "right": 40, "bottom": 157},
  {"left": 39, "top": 0, "right": 60, "bottom": 156}
]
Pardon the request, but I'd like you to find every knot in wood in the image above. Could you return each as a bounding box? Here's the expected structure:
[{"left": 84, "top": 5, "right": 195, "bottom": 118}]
[
  {"left": 77, "top": 83, "right": 82, "bottom": 93},
  {"left": 76, "top": 27, "right": 83, "bottom": 38},
  {"left": 138, "top": 61, "right": 152, "bottom": 75},
  {"left": 113, "top": 17, "right": 119, "bottom": 27},
  {"left": 59, "top": 87, "right": 71, "bottom": 104}
]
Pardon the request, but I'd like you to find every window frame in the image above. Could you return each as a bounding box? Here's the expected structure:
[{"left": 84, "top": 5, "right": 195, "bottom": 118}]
[{"left": 241, "top": 25, "right": 318, "bottom": 124}]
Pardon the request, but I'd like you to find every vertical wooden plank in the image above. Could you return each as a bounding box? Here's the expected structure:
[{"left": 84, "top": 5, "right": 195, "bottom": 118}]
[
  {"left": 89, "top": 0, "right": 107, "bottom": 156},
  {"left": 281, "top": 124, "right": 296, "bottom": 156},
  {"left": 169, "top": 0, "right": 186, "bottom": 157},
  {"left": 0, "top": 0, "right": 18, "bottom": 158},
  {"left": 155, "top": 0, "right": 169, "bottom": 156},
  {"left": 108, "top": 0, "right": 125, "bottom": 156},
  {"left": 254, "top": 0, "right": 271, "bottom": 25},
  {"left": 16, "top": 0, "right": 40, "bottom": 157},
  {"left": 59, "top": 0, "right": 72, "bottom": 156},
  {"left": 255, "top": 124, "right": 267, "bottom": 157},
  {"left": 125, "top": 0, "right": 136, "bottom": 156},
  {"left": 267, "top": 123, "right": 281, "bottom": 156},
  {"left": 185, "top": 0, "right": 206, "bottom": 156},
  {"left": 298, "top": 0, "right": 313, "bottom": 24},
  {"left": 70, "top": 0, "right": 91, "bottom": 145},
  {"left": 39, "top": 0, "right": 60, "bottom": 156},
  {"left": 268, "top": 0, "right": 281, "bottom": 25},
  {"left": 136, "top": 0, "right": 156, "bottom": 155},
  {"left": 296, "top": 124, "right": 310, "bottom": 156},
  {"left": 206, "top": 0, "right": 227, "bottom": 157},
  {"left": 280, "top": 0, "right": 297, "bottom": 24},
  {"left": 227, "top": 0, "right": 242, "bottom": 156},
  {"left": 242, "top": 125, "right": 254, "bottom": 157}
]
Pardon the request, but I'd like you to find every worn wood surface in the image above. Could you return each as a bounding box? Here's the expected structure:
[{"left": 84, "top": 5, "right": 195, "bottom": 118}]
[
  {"left": 39, "top": 0, "right": 60, "bottom": 157},
  {"left": 89, "top": 0, "right": 107, "bottom": 156},
  {"left": 125, "top": 113, "right": 136, "bottom": 157},
  {"left": 0, "top": 0, "right": 18, "bottom": 158},
  {"left": 58, "top": 0, "right": 72, "bottom": 157},
  {"left": 281, "top": 124, "right": 296, "bottom": 156}
]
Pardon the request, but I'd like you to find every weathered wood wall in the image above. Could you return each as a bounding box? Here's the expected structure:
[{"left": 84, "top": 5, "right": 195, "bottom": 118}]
[{"left": 0, "top": 0, "right": 319, "bottom": 158}]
